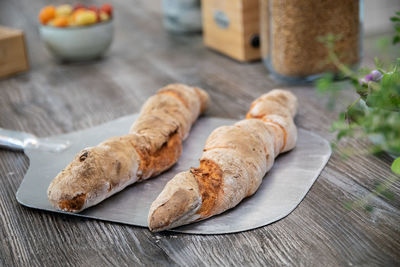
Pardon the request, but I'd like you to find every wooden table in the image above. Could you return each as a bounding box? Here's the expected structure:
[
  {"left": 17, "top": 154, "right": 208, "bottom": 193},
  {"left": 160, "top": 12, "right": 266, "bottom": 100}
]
[{"left": 1, "top": 1, "right": 399, "bottom": 266}]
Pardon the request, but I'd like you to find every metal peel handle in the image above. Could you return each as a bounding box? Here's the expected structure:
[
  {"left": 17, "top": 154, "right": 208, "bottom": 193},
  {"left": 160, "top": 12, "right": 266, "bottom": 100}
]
[
  {"left": 0, "top": 128, "right": 70, "bottom": 153},
  {"left": 0, "top": 134, "right": 25, "bottom": 151}
]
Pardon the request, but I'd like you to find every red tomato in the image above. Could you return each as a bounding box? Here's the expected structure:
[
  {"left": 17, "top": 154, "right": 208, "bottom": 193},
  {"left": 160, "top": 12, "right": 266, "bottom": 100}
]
[
  {"left": 95, "top": 10, "right": 102, "bottom": 22},
  {"left": 100, "top": 4, "right": 113, "bottom": 17}
]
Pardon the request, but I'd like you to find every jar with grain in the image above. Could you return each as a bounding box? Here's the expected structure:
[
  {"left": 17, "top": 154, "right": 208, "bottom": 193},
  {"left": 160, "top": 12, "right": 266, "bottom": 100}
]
[{"left": 260, "top": 0, "right": 363, "bottom": 82}]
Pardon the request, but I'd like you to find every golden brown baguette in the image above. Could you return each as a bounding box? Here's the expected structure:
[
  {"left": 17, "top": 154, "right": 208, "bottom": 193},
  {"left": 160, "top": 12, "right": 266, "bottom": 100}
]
[
  {"left": 148, "top": 89, "right": 297, "bottom": 231},
  {"left": 47, "top": 84, "right": 209, "bottom": 212}
]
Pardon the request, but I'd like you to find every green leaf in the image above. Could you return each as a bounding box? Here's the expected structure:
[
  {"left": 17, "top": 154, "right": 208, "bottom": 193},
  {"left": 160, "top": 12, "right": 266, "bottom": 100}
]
[
  {"left": 337, "top": 130, "right": 348, "bottom": 140},
  {"left": 381, "top": 71, "right": 400, "bottom": 95},
  {"left": 390, "top": 17, "right": 400, "bottom": 22},
  {"left": 393, "top": 35, "right": 400, "bottom": 45},
  {"left": 364, "top": 205, "right": 374, "bottom": 212},
  {"left": 391, "top": 157, "right": 400, "bottom": 174},
  {"left": 374, "top": 57, "right": 385, "bottom": 69},
  {"left": 315, "top": 74, "right": 334, "bottom": 94},
  {"left": 381, "top": 190, "right": 395, "bottom": 201},
  {"left": 344, "top": 201, "right": 353, "bottom": 210},
  {"left": 377, "top": 37, "right": 390, "bottom": 50},
  {"left": 330, "top": 142, "right": 337, "bottom": 150}
]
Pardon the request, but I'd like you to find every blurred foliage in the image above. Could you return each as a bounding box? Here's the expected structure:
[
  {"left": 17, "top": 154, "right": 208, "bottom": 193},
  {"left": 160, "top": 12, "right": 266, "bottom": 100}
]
[
  {"left": 314, "top": 12, "right": 400, "bottom": 212},
  {"left": 390, "top": 11, "right": 400, "bottom": 44}
]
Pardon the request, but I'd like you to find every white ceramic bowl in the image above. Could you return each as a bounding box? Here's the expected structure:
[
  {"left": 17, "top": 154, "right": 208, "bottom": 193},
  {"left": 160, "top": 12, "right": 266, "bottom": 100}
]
[{"left": 39, "top": 20, "right": 113, "bottom": 61}]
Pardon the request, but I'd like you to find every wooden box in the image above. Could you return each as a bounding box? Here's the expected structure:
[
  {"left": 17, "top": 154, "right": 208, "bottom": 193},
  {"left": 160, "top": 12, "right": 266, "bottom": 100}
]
[
  {"left": 202, "top": 0, "right": 260, "bottom": 62},
  {"left": 0, "top": 26, "right": 29, "bottom": 79}
]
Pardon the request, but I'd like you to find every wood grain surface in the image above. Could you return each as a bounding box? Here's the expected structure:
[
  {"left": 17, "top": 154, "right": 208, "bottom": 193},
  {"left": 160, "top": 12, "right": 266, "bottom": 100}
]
[{"left": 1, "top": 0, "right": 399, "bottom": 266}]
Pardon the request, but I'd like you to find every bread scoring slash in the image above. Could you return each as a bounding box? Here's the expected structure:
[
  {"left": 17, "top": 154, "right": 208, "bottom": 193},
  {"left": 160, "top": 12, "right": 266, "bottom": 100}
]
[
  {"left": 148, "top": 89, "right": 298, "bottom": 231},
  {"left": 47, "top": 84, "right": 209, "bottom": 212}
]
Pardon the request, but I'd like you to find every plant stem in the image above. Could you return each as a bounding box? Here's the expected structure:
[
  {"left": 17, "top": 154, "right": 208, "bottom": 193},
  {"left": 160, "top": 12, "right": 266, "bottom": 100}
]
[
  {"left": 348, "top": 96, "right": 361, "bottom": 110},
  {"left": 328, "top": 52, "right": 355, "bottom": 77}
]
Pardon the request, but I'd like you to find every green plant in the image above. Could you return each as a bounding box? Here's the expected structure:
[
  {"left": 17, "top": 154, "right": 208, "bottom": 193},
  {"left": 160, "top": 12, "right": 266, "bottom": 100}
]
[
  {"left": 315, "top": 13, "right": 400, "bottom": 210},
  {"left": 390, "top": 11, "right": 400, "bottom": 44},
  {"left": 316, "top": 42, "right": 400, "bottom": 155}
]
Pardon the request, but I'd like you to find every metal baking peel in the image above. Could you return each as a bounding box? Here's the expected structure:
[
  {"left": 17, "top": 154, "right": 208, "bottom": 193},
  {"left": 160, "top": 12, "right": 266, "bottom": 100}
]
[{"left": 5, "top": 115, "right": 331, "bottom": 234}]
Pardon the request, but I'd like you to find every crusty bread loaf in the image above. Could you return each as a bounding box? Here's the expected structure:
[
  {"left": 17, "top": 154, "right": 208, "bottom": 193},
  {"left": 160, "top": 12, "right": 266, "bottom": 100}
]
[
  {"left": 148, "top": 89, "right": 297, "bottom": 231},
  {"left": 47, "top": 84, "right": 209, "bottom": 212}
]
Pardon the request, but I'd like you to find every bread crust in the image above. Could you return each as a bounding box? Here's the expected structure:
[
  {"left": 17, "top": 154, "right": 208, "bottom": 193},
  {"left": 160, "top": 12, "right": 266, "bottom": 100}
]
[
  {"left": 148, "top": 172, "right": 202, "bottom": 231},
  {"left": 47, "top": 84, "right": 209, "bottom": 212},
  {"left": 148, "top": 89, "right": 298, "bottom": 231}
]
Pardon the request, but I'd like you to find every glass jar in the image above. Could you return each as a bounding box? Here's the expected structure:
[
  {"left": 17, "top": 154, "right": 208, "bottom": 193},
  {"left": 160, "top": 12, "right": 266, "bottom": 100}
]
[
  {"left": 260, "top": 0, "right": 363, "bottom": 82},
  {"left": 162, "top": 0, "right": 202, "bottom": 33}
]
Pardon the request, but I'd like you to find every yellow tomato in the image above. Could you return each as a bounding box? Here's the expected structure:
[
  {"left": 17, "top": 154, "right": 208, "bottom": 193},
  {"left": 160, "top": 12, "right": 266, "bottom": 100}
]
[
  {"left": 99, "top": 11, "right": 109, "bottom": 22},
  {"left": 55, "top": 5, "right": 73, "bottom": 17},
  {"left": 75, "top": 10, "right": 97, "bottom": 26}
]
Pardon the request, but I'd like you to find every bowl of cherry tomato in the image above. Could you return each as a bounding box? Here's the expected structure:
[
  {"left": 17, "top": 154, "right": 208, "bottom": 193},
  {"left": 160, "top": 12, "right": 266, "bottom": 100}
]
[{"left": 38, "top": 3, "right": 114, "bottom": 61}]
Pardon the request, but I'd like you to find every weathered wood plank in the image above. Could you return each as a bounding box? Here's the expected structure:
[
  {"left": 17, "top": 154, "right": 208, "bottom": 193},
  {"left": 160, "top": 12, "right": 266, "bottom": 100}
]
[{"left": 0, "top": 0, "right": 399, "bottom": 266}]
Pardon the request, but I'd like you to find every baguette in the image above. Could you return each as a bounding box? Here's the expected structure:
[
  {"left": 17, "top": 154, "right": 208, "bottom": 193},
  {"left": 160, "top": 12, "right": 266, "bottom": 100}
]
[
  {"left": 47, "top": 84, "right": 209, "bottom": 212},
  {"left": 148, "top": 89, "right": 297, "bottom": 231}
]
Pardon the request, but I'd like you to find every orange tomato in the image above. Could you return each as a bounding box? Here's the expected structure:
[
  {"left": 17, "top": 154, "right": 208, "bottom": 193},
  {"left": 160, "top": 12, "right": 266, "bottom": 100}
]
[
  {"left": 39, "top": 6, "right": 56, "bottom": 24},
  {"left": 52, "top": 16, "right": 69, "bottom": 27}
]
